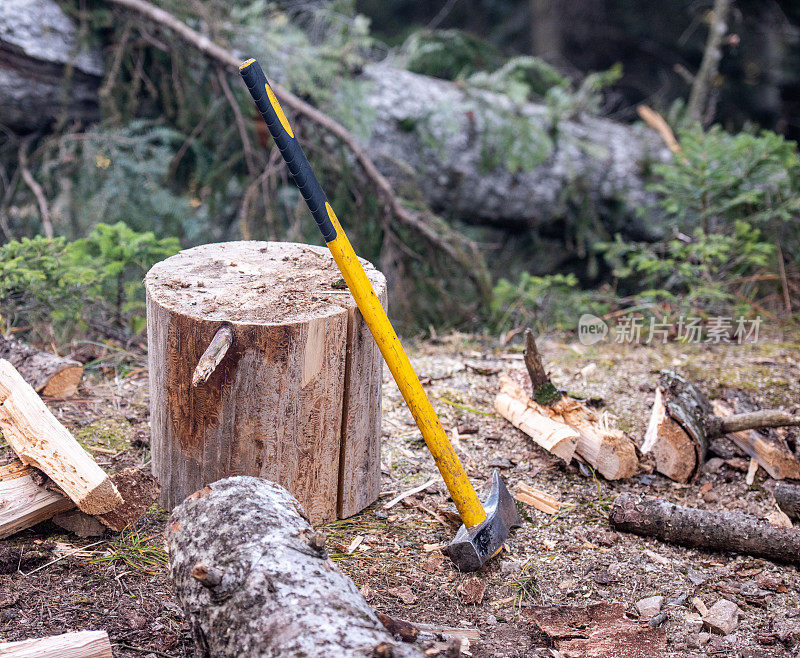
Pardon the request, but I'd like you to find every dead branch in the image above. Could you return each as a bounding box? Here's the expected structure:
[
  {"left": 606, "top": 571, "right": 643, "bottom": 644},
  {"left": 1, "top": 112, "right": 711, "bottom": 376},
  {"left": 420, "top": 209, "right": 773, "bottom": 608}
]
[
  {"left": 103, "top": 0, "right": 491, "bottom": 302},
  {"left": 710, "top": 409, "right": 800, "bottom": 436},
  {"left": 687, "top": 0, "right": 732, "bottom": 124},
  {"left": 18, "top": 141, "right": 53, "bottom": 238},
  {"left": 610, "top": 493, "right": 800, "bottom": 566}
]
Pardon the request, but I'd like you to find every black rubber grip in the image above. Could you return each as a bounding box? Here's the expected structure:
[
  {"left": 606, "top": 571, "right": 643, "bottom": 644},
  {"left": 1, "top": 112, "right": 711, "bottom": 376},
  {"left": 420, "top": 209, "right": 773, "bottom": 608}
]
[{"left": 240, "top": 59, "right": 337, "bottom": 242}]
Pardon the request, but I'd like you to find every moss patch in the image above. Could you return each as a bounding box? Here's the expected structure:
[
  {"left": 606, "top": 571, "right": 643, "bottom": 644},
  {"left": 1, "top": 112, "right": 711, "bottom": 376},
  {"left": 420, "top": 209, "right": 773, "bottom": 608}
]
[{"left": 74, "top": 417, "right": 132, "bottom": 451}]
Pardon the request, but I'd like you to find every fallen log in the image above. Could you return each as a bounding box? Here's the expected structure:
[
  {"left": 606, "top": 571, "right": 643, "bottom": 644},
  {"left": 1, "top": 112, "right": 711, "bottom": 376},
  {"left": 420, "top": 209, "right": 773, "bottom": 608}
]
[
  {"left": 0, "top": 630, "right": 112, "bottom": 657},
  {"left": 0, "top": 359, "right": 121, "bottom": 515},
  {"left": 609, "top": 493, "right": 800, "bottom": 566},
  {"left": 0, "top": 460, "right": 73, "bottom": 539},
  {"left": 167, "top": 476, "right": 423, "bottom": 657},
  {"left": 0, "top": 335, "right": 83, "bottom": 397}
]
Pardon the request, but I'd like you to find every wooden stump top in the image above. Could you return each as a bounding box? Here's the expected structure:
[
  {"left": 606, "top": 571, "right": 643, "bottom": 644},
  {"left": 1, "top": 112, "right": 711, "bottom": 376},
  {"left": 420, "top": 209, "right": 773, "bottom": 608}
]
[{"left": 144, "top": 241, "right": 384, "bottom": 325}]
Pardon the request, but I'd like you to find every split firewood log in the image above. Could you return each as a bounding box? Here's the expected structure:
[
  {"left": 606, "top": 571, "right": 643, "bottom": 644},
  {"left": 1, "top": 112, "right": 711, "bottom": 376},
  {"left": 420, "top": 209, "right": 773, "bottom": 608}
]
[
  {"left": 0, "top": 630, "right": 112, "bottom": 657},
  {"left": 0, "top": 335, "right": 82, "bottom": 397},
  {"left": 642, "top": 370, "right": 800, "bottom": 483},
  {"left": 167, "top": 476, "right": 423, "bottom": 657},
  {"left": 0, "top": 359, "right": 121, "bottom": 514},
  {"left": 610, "top": 493, "right": 800, "bottom": 566},
  {"left": 495, "top": 330, "right": 638, "bottom": 479},
  {"left": 0, "top": 460, "right": 74, "bottom": 539}
]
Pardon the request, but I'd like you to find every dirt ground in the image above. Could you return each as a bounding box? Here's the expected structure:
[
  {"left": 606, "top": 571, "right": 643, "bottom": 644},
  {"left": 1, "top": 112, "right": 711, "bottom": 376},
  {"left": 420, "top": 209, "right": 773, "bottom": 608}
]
[{"left": 1, "top": 331, "right": 799, "bottom": 657}]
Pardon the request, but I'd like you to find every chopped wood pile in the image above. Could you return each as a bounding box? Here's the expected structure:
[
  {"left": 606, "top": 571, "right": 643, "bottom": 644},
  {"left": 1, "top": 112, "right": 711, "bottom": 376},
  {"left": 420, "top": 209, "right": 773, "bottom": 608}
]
[
  {"left": 495, "top": 330, "right": 639, "bottom": 480},
  {"left": 0, "top": 357, "right": 158, "bottom": 538},
  {"left": 495, "top": 331, "right": 800, "bottom": 495},
  {"left": 642, "top": 370, "right": 800, "bottom": 483}
]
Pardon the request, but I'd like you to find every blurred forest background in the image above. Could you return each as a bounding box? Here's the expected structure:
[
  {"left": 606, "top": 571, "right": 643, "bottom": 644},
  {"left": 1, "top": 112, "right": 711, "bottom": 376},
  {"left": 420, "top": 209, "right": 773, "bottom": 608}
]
[{"left": 0, "top": 0, "right": 799, "bottom": 347}]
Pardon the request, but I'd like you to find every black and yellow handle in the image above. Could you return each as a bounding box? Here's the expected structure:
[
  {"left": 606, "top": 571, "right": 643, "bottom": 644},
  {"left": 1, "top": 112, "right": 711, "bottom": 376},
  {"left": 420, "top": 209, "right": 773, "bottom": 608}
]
[{"left": 239, "top": 58, "right": 487, "bottom": 529}]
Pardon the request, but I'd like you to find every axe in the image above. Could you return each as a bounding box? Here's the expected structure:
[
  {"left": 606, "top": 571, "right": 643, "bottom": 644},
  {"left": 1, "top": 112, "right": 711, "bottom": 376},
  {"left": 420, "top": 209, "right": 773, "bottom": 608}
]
[{"left": 240, "top": 58, "right": 520, "bottom": 571}]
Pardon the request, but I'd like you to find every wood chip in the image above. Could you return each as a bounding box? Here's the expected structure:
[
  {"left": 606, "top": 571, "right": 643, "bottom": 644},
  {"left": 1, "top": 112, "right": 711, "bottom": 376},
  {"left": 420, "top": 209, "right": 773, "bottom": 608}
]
[
  {"left": 766, "top": 509, "right": 793, "bottom": 529},
  {"left": 746, "top": 458, "right": 759, "bottom": 485},
  {"left": 514, "top": 482, "right": 560, "bottom": 514},
  {"left": 692, "top": 596, "right": 709, "bottom": 617},
  {"left": 346, "top": 535, "right": 364, "bottom": 554},
  {"left": 643, "top": 549, "right": 670, "bottom": 566}
]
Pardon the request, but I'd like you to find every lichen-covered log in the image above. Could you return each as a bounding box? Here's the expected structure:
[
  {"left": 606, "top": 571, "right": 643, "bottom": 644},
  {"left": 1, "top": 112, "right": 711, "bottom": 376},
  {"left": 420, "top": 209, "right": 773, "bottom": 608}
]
[
  {"left": 167, "top": 477, "right": 423, "bottom": 658},
  {"left": 360, "top": 63, "right": 668, "bottom": 233},
  {"left": 610, "top": 493, "right": 800, "bottom": 566}
]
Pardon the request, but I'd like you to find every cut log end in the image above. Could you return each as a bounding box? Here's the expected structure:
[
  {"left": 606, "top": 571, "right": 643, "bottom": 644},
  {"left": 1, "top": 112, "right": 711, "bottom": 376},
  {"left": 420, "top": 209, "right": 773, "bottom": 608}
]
[
  {"left": 39, "top": 364, "right": 83, "bottom": 397},
  {"left": 78, "top": 478, "right": 124, "bottom": 516}
]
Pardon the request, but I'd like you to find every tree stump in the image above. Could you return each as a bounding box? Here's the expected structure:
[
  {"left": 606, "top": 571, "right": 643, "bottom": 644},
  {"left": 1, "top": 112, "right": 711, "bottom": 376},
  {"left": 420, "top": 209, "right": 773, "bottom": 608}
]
[{"left": 145, "top": 242, "right": 386, "bottom": 522}]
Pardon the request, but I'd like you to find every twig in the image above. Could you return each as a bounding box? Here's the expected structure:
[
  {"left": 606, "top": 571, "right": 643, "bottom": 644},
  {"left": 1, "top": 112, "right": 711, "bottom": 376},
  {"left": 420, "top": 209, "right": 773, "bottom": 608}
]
[
  {"left": 216, "top": 66, "right": 258, "bottom": 176},
  {"left": 383, "top": 477, "right": 437, "bottom": 509},
  {"left": 710, "top": 409, "right": 800, "bottom": 436},
  {"left": 19, "top": 540, "right": 106, "bottom": 577},
  {"left": 118, "top": 643, "right": 177, "bottom": 658},
  {"left": 102, "top": 0, "right": 492, "bottom": 303},
  {"left": 18, "top": 142, "right": 53, "bottom": 238}
]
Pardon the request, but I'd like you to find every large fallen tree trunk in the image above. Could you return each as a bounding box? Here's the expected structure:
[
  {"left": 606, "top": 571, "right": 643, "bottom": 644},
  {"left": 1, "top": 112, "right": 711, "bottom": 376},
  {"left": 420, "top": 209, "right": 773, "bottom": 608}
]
[
  {"left": 359, "top": 63, "right": 667, "bottom": 232},
  {"left": 8, "top": 0, "right": 667, "bottom": 240},
  {"left": 167, "top": 476, "right": 423, "bottom": 657},
  {"left": 0, "top": 1, "right": 102, "bottom": 131},
  {"left": 609, "top": 493, "right": 800, "bottom": 566}
]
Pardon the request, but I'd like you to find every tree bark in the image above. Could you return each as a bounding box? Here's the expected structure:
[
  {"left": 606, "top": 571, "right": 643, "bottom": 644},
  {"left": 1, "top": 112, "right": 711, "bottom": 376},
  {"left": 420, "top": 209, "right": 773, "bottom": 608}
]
[
  {"left": 0, "top": 0, "right": 102, "bottom": 131},
  {"left": 0, "top": 335, "right": 83, "bottom": 397},
  {"left": 167, "top": 476, "right": 423, "bottom": 658},
  {"left": 610, "top": 493, "right": 800, "bottom": 566},
  {"left": 146, "top": 241, "right": 385, "bottom": 522}
]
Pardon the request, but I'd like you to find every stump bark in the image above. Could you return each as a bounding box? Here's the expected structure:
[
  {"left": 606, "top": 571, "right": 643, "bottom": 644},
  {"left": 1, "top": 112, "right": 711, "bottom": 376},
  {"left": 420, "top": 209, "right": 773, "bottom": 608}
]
[
  {"left": 145, "top": 241, "right": 386, "bottom": 522},
  {"left": 167, "top": 476, "right": 423, "bottom": 657}
]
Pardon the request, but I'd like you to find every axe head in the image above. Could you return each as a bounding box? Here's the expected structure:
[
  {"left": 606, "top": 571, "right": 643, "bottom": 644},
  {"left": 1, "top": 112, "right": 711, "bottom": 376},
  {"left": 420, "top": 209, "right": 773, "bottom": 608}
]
[{"left": 443, "top": 470, "right": 521, "bottom": 571}]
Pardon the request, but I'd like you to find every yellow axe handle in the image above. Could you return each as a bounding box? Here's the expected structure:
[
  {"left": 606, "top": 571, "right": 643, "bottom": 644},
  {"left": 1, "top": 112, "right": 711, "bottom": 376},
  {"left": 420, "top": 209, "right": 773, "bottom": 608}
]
[{"left": 240, "top": 58, "right": 486, "bottom": 528}]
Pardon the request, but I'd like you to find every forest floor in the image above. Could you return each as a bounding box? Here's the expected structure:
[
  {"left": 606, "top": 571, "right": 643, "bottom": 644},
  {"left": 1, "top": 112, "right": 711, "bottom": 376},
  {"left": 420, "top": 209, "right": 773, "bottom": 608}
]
[{"left": 1, "top": 331, "right": 799, "bottom": 657}]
